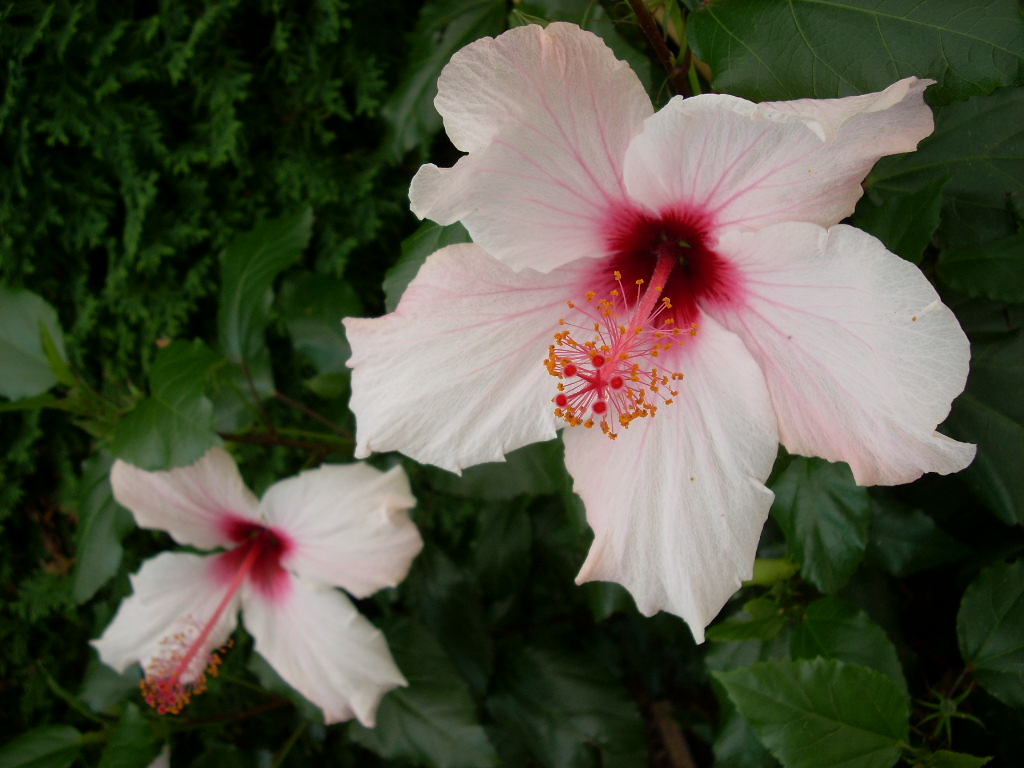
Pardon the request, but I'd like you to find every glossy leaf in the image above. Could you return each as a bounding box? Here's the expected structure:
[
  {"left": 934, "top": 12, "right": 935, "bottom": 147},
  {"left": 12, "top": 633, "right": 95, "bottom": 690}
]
[
  {"left": 383, "top": 220, "right": 471, "bottom": 312},
  {"left": 218, "top": 207, "right": 313, "bottom": 364},
  {"left": 853, "top": 177, "right": 949, "bottom": 265},
  {"left": 96, "top": 704, "right": 160, "bottom": 768},
  {"left": 944, "top": 305, "right": 1024, "bottom": 524},
  {"left": 957, "top": 559, "right": 1024, "bottom": 707},
  {"left": 380, "top": 0, "right": 506, "bottom": 159},
  {"left": 107, "top": 339, "right": 223, "bottom": 470},
  {"left": 770, "top": 457, "right": 872, "bottom": 593},
  {"left": 350, "top": 619, "right": 497, "bottom": 768},
  {"left": 791, "top": 596, "right": 906, "bottom": 693},
  {"left": 0, "top": 726, "right": 82, "bottom": 768},
  {"left": 870, "top": 87, "right": 1024, "bottom": 248},
  {"left": 689, "top": 0, "right": 1024, "bottom": 104},
  {"left": 715, "top": 658, "right": 909, "bottom": 768},
  {"left": 487, "top": 644, "right": 646, "bottom": 768},
  {"left": 0, "top": 285, "right": 68, "bottom": 400},
  {"left": 278, "top": 270, "right": 363, "bottom": 374},
  {"left": 938, "top": 231, "right": 1024, "bottom": 304},
  {"left": 71, "top": 453, "right": 133, "bottom": 604},
  {"left": 866, "top": 496, "right": 970, "bottom": 577}
]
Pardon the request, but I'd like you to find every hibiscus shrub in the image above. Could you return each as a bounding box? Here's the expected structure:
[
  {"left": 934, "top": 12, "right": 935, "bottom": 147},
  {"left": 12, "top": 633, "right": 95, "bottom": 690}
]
[{"left": 2, "top": 1, "right": 1024, "bottom": 767}]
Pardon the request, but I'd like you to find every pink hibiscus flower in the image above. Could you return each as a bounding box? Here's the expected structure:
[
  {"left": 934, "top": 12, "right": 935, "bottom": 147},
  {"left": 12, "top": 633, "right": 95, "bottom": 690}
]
[
  {"left": 344, "top": 23, "right": 974, "bottom": 641},
  {"left": 92, "top": 448, "right": 422, "bottom": 725}
]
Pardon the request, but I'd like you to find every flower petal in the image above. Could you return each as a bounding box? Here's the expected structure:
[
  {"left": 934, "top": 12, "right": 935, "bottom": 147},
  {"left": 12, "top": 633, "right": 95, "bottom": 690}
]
[
  {"left": 111, "top": 448, "right": 259, "bottom": 549},
  {"left": 707, "top": 222, "right": 975, "bottom": 486},
  {"left": 563, "top": 317, "right": 778, "bottom": 643},
  {"left": 243, "top": 580, "right": 406, "bottom": 727},
  {"left": 623, "top": 78, "right": 933, "bottom": 231},
  {"left": 258, "top": 463, "right": 421, "bottom": 598},
  {"left": 345, "top": 243, "right": 590, "bottom": 473},
  {"left": 410, "top": 22, "right": 652, "bottom": 273},
  {"left": 91, "top": 552, "right": 239, "bottom": 681}
]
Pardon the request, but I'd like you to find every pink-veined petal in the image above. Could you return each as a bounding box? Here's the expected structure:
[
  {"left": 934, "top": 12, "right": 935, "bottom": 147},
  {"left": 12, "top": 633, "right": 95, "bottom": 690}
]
[
  {"left": 111, "top": 448, "right": 259, "bottom": 549},
  {"left": 563, "top": 317, "right": 778, "bottom": 643},
  {"left": 91, "top": 552, "right": 240, "bottom": 682},
  {"left": 258, "top": 463, "right": 421, "bottom": 598},
  {"left": 345, "top": 243, "right": 591, "bottom": 473},
  {"left": 410, "top": 22, "right": 652, "bottom": 273},
  {"left": 707, "top": 222, "right": 975, "bottom": 486},
  {"left": 243, "top": 580, "right": 406, "bottom": 727},
  {"left": 623, "top": 78, "right": 933, "bottom": 231}
]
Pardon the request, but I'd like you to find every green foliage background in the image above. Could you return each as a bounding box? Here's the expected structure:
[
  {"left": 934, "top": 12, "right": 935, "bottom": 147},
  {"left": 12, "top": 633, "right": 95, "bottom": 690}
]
[{"left": 1, "top": 1, "right": 1023, "bottom": 766}]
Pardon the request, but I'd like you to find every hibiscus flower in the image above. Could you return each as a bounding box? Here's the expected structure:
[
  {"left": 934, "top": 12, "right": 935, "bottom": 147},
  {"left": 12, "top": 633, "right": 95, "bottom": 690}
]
[
  {"left": 92, "top": 448, "right": 422, "bottom": 726},
  {"left": 344, "top": 23, "right": 974, "bottom": 641}
]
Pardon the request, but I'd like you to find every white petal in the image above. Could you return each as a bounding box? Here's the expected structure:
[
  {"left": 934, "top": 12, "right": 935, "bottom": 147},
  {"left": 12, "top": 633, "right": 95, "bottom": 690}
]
[
  {"left": 258, "top": 464, "right": 422, "bottom": 598},
  {"left": 410, "top": 22, "right": 652, "bottom": 273},
  {"left": 243, "top": 580, "right": 406, "bottom": 727},
  {"left": 345, "top": 243, "right": 590, "bottom": 473},
  {"left": 111, "top": 447, "right": 260, "bottom": 549},
  {"left": 563, "top": 317, "right": 778, "bottom": 643},
  {"left": 91, "top": 552, "right": 239, "bottom": 681},
  {"left": 623, "top": 78, "right": 933, "bottom": 231},
  {"left": 707, "top": 222, "right": 975, "bottom": 486}
]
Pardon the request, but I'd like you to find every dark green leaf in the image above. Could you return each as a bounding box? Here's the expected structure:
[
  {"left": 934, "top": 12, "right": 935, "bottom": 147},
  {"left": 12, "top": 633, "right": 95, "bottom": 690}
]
[
  {"left": 938, "top": 231, "right": 1024, "bottom": 304},
  {"left": 866, "top": 496, "right": 970, "bottom": 577},
  {"left": 870, "top": 87, "right": 1024, "bottom": 248},
  {"left": 278, "top": 270, "right": 363, "bottom": 374},
  {"left": 96, "top": 704, "right": 160, "bottom": 768},
  {"left": 78, "top": 657, "right": 140, "bottom": 715},
  {"left": 107, "top": 339, "right": 224, "bottom": 470},
  {"left": 944, "top": 310, "right": 1024, "bottom": 524},
  {"left": 350, "top": 619, "right": 497, "bottom": 768},
  {"left": 218, "top": 208, "right": 313, "bottom": 364},
  {"left": 707, "top": 597, "right": 788, "bottom": 642},
  {"left": 72, "top": 453, "right": 133, "bottom": 604},
  {"left": 791, "top": 596, "right": 906, "bottom": 693},
  {"left": 470, "top": 502, "right": 532, "bottom": 600},
  {"left": 770, "top": 457, "right": 872, "bottom": 593},
  {"left": 487, "top": 644, "right": 646, "bottom": 768},
  {"left": 929, "top": 750, "right": 992, "bottom": 768},
  {"left": 381, "top": 0, "right": 506, "bottom": 159},
  {"left": 426, "top": 440, "right": 563, "bottom": 500},
  {"left": 0, "top": 285, "right": 68, "bottom": 399},
  {"left": 689, "top": 0, "right": 1024, "bottom": 104},
  {"left": 384, "top": 221, "right": 471, "bottom": 312},
  {"left": 853, "top": 177, "right": 949, "bottom": 264},
  {"left": 957, "top": 559, "right": 1024, "bottom": 707},
  {"left": 714, "top": 659, "right": 909, "bottom": 768},
  {"left": 0, "top": 726, "right": 82, "bottom": 768}
]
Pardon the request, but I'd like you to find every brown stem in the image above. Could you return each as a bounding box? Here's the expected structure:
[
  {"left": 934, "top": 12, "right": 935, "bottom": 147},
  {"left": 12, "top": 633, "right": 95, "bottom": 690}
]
[
  {"left": 627, "top": 0, "right": 692, "bottom": 98},
  {"left": 650, "top": 700, "right": 698, "bottom": 768},
  {"left": 273, "top": 390, "right": 353, "bottom": 440}
]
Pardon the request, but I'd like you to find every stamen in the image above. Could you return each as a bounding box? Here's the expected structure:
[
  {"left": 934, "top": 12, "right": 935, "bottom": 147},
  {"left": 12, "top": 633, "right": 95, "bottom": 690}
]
[{"left": 547, "top": 253, "right": 689, "bottom": 439}]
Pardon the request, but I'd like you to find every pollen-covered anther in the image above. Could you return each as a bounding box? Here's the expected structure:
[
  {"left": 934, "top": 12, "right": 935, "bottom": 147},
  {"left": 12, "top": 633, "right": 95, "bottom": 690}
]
[
  {"left": 140, "top": 619, "right": 233, "bottom": 716},
  {"left": 546, "top": 270, "right": 685, "bottom": 439}
]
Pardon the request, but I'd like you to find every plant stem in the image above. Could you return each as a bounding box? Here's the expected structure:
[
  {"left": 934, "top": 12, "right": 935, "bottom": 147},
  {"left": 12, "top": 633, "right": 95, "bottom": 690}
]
[{"left": 627, "top": 0, "right": 692, "bottom": 97}]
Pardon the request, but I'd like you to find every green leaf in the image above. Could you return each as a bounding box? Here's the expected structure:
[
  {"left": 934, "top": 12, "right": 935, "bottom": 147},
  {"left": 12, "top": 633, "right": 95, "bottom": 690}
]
[
  {"left": 944, "top": 307, "right": 1024, "bottom": 524},
  {"left": 350, "top": 619, "right": 497, "bottom": 768},
  {"left": 72, "top": 453, "right": 134, "bottom": 604},
  {"left": 938, "top": 231, "right": 1024, "bottom": 304},
  {"left": 470, "top": 502, "right": 532, "bottom": 600},
  {"left": 278, "top": 270, "right": 363, "bottom": 374},
  {"left": 426, "top": 440, "right": 563, "bottom": 500},
  {"left": 487, "top": 644, "right": 646, "bottom": 768},
  {"left": 218, "top": 208, "right": 313, "bottom": 364},
  {"left": 380, "top": 0, "right": 506, "bottom": 159},
  {"left": 791, "top": 596, "right": 906, "bottom": 694},
  {"left": 384, "top": 221, "right": 471, "bottom": 312},
  {"left": 107, "top": 339, "right": 224, "bottom": 470},
  {"left": 714, "top": 659, "right": 909, "bottom": 768},
  {"left": 0, "top": 726, "right": 82, "bottom": 768},
  {"left": 870, "top": 87, "right": 1024, "bottom": 248},
  {"left": 928, "top": 750, "right": 993, "bottom": 768},
  {"left": 78, "top": 657, "right": 140, "bottom": 714},
  {"left": 957, "top": 559, "right": 1024, "bottom": 707},
  {"left": 866, "top": 496, "right": 970, "bottom": 577},
  {"left": 0, "top": 285, "right": 68, "bottom": 399},
  {"left": 688, "top": 0, "right": 1024, "bottom": 104},
  {"left": 770, "top": 457, "right": 872, "bottom": 593},
  {"left": 707, "top": 597, "right": 789, "bottom": 642},
  {"left": 853, "top": 176, "right": 949, "bottom": 264},
  {"left": 96, "top": 704, "right": 160, "bottom": 768}
]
